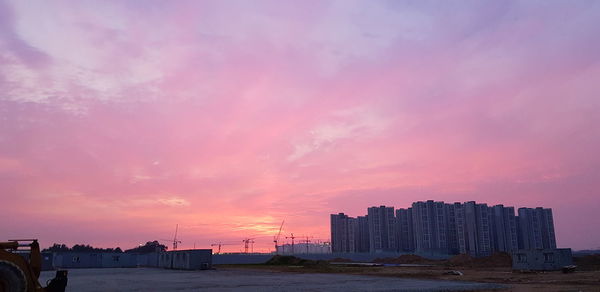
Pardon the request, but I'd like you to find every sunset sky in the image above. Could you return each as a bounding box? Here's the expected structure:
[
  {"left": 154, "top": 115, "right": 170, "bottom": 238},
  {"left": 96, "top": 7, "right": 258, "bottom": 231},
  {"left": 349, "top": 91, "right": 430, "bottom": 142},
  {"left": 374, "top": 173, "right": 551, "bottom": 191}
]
[{"left": 1, "top": 0, "right": 599, "bottom": 252}]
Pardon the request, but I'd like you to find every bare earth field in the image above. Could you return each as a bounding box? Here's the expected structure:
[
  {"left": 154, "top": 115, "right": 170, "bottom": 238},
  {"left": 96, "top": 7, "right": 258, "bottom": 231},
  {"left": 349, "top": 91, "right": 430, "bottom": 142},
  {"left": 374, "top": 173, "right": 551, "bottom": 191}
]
[
  {"left": 39, "top": 267, "right": 504, "bottom": 292},
  {"left": 38, "top": 253, "right": 600, "bottom": 292},
  {"left": 221, "top": 264, "right": 600, "bottom": 292}
]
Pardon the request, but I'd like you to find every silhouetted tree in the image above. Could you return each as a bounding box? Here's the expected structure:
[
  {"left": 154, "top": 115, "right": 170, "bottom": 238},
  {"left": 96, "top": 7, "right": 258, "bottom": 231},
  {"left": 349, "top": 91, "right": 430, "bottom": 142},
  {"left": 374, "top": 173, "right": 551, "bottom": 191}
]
[
  {"left": 42, "top": 243, "right": 70, "bottom": 253},
  {"left": 71, "top": 244, "right": 94, "bottom": 252},
  {"left": 125, "top": 241, "right": 167, "bottom": 254},
  {"left": 42, "top": 244, "right": 124, "bottom": 253}
]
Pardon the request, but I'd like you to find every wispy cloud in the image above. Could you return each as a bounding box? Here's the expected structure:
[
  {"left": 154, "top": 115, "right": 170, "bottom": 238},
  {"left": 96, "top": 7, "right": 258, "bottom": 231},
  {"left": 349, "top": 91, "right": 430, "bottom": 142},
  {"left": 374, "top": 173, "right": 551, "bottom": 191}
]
[{"left": 1, "top": 0, "right": 599, "bottom": 250}]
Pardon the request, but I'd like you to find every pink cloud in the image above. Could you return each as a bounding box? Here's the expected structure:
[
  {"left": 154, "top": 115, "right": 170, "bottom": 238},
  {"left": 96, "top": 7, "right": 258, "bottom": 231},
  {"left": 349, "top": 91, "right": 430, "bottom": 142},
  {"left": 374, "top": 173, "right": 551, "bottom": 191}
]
[{"left": 1, "top": 1, "right": 599, "bottom": 251}]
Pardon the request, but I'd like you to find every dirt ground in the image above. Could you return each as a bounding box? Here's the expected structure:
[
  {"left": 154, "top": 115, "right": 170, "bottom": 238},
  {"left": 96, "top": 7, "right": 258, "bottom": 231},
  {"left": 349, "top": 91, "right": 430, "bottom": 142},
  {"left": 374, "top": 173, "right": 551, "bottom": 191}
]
[
  {"left": 222, "top": 263, "right": 600, "bottom": 292},
  {"left": 38, "top": 254, "right": 600, "bottom": 291},
  {"left": 39, "top": 267, "right": 504, "bottom": 291}
]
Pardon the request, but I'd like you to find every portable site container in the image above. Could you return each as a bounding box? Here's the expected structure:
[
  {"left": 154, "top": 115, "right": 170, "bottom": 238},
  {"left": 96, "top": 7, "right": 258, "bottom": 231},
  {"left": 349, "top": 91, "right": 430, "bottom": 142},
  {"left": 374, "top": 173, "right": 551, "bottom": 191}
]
[
  {"left": 158, "top": 249, "right": 212, "bottom": 270},
  {"left": 511, "top": 248, "right": 573, "bottom": 271}
]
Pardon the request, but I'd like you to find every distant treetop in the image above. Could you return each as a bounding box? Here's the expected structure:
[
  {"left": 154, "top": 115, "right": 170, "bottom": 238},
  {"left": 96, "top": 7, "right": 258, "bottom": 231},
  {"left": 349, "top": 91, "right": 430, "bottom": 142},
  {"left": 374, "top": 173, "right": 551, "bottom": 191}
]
[
  {"left": 42, "top": 243, "right": 123, "bottom": 253},
  {"left": 124, "top": 241, "right": 168, "bottom": 254}
]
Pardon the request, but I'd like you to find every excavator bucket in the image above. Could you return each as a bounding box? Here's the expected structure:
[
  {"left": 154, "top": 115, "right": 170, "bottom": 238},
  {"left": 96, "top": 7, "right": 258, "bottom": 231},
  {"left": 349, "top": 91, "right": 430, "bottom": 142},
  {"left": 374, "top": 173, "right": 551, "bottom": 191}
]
[{"left": 45, "top": 270, "right": 68, "bottom": 292}]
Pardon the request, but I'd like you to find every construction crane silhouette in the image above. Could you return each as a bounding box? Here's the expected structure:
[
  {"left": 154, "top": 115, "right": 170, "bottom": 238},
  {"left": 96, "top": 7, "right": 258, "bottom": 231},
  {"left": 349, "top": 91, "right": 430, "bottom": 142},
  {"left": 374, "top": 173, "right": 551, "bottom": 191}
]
[
  {"left": 301, "top": 236, "right": 313, "bottom": 254},
  {"left": 285, "top": 233, "right": 296, "bottom": 254},
  {"left": 159, "top": 224, "right": 182, "bottom": 251},
  {"left": 273, "top": 220, "right": 285, "bottom": 254},
  {"left": 210, "top": 242, "right": 236, "bottom": 254},
  {"left": 242, "top": 238, "right": 255, "bottom": 253},
  {"left": 169, "top": 224, "right": 182, "bottom": 250}
]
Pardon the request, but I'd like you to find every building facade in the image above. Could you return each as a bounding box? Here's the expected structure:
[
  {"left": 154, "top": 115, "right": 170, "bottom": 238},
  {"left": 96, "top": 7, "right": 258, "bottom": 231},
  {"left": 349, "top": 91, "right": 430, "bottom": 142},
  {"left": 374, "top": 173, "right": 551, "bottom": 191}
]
[
  {"left": 461, "top": 201, "right": 492, "bottom": 256},
  {"left": 518, "top": 207, "right": 557, "bottom": 249},
  {"left": 412, "top": 201, "right": 449, "bottom": 254},
  {"left": 395, "top": 208, "right": 414, "bottom": 252},
  {"left": 330, "top": 213, "right": 356, "bottom": 253},
  {"left": 331, "top": 201, "right": 558, "bottom": 257},
  {"left": 355, "top": 216, "right": 370, "bottom": 253},
  {"left": 490, "top": 205, "right": 518, "bottom": 252},
  {"left": 367, "top": 206, "right": 396, "bottom": 252}
]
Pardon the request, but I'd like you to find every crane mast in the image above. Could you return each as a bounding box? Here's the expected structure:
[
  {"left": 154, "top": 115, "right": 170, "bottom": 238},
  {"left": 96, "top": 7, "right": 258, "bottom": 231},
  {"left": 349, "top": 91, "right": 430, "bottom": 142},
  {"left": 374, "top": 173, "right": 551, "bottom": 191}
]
[{"left": 273, "top": 220, "right": 285, "bottom": 254}]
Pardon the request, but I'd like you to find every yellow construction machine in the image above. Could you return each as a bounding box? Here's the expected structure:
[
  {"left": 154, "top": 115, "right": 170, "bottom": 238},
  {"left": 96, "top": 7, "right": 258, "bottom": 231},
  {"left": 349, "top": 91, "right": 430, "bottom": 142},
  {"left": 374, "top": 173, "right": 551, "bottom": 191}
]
[{"left": 0, "top": 239, "right": 67, "bottom": 292}]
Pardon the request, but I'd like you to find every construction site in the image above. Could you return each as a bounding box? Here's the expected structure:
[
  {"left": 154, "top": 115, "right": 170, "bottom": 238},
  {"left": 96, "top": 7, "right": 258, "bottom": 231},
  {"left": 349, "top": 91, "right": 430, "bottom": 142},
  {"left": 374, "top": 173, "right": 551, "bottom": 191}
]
[
  {"left": 4, "top": 235, "right": 600, "bottom": 292},
  {"left": 3, "top": 221, "right": 600, "bottom": 291},
  {"left": 30, "top": 253, "right": 600, "bottom": 291}
]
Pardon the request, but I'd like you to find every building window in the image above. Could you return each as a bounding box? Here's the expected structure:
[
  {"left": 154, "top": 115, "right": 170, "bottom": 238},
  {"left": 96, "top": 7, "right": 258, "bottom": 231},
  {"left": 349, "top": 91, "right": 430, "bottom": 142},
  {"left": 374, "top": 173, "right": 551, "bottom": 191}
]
[
  {"left": 543, "top": 253, "right": 554, "bottom": 263},
  {"left": 517, "top": 254, "right": 527, "bottom": 263},
  {"left": 113, "top": 256, "right": 120, "bottom": 262}
]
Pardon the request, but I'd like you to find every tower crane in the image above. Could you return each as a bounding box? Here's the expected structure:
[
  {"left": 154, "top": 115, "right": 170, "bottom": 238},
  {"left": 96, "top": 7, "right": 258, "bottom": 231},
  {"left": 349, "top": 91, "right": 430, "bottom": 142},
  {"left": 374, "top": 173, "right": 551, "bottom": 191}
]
[
  {"left": 210, "top": 242, "right": 236, "bottom": 254},
  {"left": 301, "top": 235, "right": 313, "bottom": 254},
  {"left": 285, "top": 233, "right": 296, "bottom": 254},
  {"left": 273, "top": 220, "right": 285, "bottom": 254},
  {"left": 241, "top": 238, "right": 255, "bottom": 253},
  {"left": 160, "top": 224, "right": 182, "bottom": 251}
]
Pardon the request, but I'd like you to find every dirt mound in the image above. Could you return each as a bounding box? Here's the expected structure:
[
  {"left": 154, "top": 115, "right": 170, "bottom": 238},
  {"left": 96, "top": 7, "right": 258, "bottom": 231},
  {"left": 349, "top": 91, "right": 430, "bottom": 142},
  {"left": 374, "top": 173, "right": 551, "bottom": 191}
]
[
  {"left": 448, "top": 253, "right": 473, "bottom": 266},
  {"left": 328, "top": 258, "right": 353, "bottom": 263},
  {"left": 447, "top": 252, "right": 511, "bottom": 268},
  {"left": 574, "top": 254, "right": 600, "bottom": 271},
  {"left": 373, "top": 254, "right": 436, "bottom": 264},
  {"left": 265, "top": 255, "right": 328, "bottom": 266}
]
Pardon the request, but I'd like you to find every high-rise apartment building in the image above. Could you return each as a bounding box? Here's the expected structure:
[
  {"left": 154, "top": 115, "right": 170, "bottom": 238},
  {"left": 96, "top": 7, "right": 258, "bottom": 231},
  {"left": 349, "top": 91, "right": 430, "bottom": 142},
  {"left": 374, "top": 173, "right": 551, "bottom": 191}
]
[
  {"left": 451, "top": 203, "right": 468, "bottom": 254},
  {"left": 445, "top": 203, "right": 460, "bottom": 254},
  {"left": 330, "top": 213, "right": 356, "bottom": 253},
  {"left": 355, "top": 216, "right": 370, "bottom": 253},
  {"left": 460, "top": 201, "right": 492, "bottom": 256},
  {"left": 517, "top": 207, "right": 556, "bottom": 249},
  {"left": 412, "top": 201, "right": 449, "bottom": 254},
  {"left": 490, "top": 205, "right": 518, "bottom": 252},
  {"left": 367, "top": 206, "right": 396, "bottom": 252},
  {"left": 331, "top": 201, "right": 557, "bottom": 256},
  {"left": 395, "top": 208, "right": 414, "bottom": 252}
]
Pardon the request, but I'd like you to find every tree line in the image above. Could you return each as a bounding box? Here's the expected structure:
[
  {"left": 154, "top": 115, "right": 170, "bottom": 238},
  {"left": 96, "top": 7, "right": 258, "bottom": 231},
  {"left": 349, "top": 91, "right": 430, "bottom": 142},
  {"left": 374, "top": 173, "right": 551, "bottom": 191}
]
[{"left": 42, "top": 240, "right": 168, "bottom": 254}]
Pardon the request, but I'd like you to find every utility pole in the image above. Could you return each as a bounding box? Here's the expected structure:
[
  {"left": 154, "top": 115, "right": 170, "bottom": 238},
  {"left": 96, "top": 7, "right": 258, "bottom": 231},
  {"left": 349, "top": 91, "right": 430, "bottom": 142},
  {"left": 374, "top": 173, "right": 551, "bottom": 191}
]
[{"left": 285, "top": 233, "right": 296, "bottom": 254}]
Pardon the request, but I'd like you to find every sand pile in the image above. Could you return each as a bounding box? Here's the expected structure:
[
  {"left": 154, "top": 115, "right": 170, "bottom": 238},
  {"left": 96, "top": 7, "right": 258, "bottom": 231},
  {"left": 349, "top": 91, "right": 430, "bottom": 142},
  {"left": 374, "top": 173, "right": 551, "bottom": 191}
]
[
  {"left": 373, "top": 254, "right": 438, "bottom": 264},
  {"left": 448, "top": 252, "right": 512, "bottom": 268},
  {"left": 328, "top": 258, "right": 354, "bottom": 263},
  {"left": 448, "top": 253, "right": 473, "bottom": 266},
  {"left": 574, "top": 254, "right": 600, "bottom": 271},
  {"left": 264, "top": 255, "right": 328, "bottom": 266}
]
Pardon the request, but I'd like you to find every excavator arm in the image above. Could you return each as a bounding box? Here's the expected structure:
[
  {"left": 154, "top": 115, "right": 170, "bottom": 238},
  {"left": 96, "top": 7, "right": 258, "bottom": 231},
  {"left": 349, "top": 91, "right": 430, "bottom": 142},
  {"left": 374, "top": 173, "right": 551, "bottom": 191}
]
[{"left": 0, "top": 239, "right": 67, "bottom": 292}]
